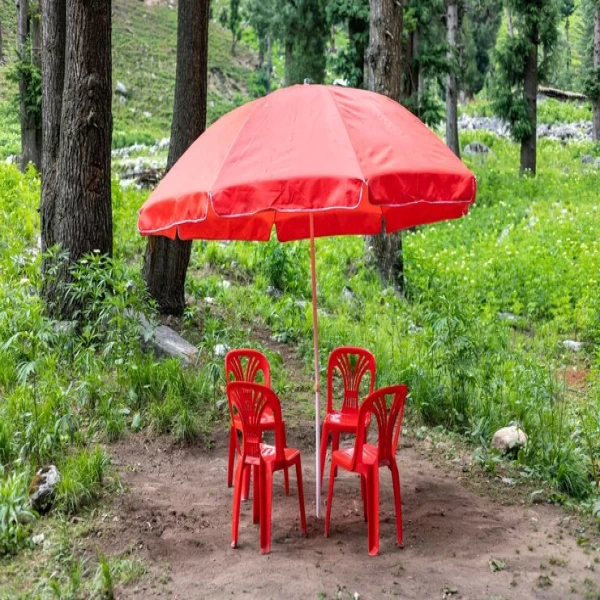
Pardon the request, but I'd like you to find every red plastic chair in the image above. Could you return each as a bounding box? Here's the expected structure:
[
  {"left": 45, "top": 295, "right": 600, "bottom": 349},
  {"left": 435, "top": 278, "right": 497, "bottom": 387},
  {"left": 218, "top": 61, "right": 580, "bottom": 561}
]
[
  {"left": 227, "top": 381, "right": 307, "bottom": 554},
  {"left": 225, "top": 349, "right": 289, "bottom": 497},
  {"left": 324, "top": 384, "right": 408, "bottom": 556},
  {"left": 319, "top": 347, "right": 376, "bottom": 486}
]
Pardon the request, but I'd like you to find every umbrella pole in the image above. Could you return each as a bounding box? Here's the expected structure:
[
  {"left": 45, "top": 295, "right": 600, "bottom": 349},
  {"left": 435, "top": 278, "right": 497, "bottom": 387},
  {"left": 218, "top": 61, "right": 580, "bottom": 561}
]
[{"left": 309, "top": 213, "right": 321, "bottom": 519}]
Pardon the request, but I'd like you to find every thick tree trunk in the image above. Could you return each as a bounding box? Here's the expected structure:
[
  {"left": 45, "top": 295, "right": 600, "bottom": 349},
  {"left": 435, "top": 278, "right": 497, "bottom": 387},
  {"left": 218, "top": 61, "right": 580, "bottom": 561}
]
[
  {"left": 348, "top": 16, "right": 367, "bottom": 89},
  {"left": 40, "top": 0, "right": 66, "bottom": 256},
  {"left": 593, "top": 4, "right": 600, "bottom": 141},
  {"left": 520, "top": 42, "right": 538, "bottom": 175},
  {"left": 366, "top": 0, "right": 404, "bottom": 290},
  {"left": 143, "top": 0, "right": 209, "bottom": 316},
  {"left": 445, "top": 0, "right": 460, "bottom": 158},
  {"left": 52, "top": 0, "right": 112, "bottom": 316}
]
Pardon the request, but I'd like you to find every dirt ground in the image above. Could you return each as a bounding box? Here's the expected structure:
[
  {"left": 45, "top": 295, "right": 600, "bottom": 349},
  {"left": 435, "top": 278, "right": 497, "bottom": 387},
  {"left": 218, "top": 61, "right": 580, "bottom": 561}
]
[{"left": 94, "top": 430, "right": 600, "bottom": 600}]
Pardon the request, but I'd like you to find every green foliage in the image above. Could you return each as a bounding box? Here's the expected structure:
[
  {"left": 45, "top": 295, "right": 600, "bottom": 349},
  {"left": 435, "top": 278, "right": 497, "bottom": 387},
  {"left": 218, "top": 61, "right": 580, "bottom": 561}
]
[
  {"left": 55, "top": 447, "right": 110, "bottom": 514},
  {"left": 229, "top": 0, "right": 242, "bottom": 53},
  {"left": 6, "top": 40, "right": 42, "bottom": 125},
  {"left": 0, "top": 472, "right": 36, "bottom": 556}
]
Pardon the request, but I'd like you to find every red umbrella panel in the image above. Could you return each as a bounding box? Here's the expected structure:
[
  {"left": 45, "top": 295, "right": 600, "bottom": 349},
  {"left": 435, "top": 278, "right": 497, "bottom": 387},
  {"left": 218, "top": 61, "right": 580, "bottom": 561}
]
[{"left": 138, "top": 84, "right": 477, "bottom": 517}]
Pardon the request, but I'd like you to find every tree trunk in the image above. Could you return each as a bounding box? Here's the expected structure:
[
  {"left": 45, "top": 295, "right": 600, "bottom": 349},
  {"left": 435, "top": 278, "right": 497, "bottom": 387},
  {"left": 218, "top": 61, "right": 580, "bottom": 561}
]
[
  {"left": 520, "top": 41, "right": 537, "bottom": 175},
  {"left": 284, "top": 41, "right": 293, "bottom": 86},
  {"left": 348, "top": 15, "right": 367, "bottom": 89},
  {"left": 40, "top": 0, "right": 66, "bottom": 257},
  {"left": 266, "top": 34, "right": 272, "bottom": 93},
  {"left": 143, "top": 0, "right": 209, "bottom": 316},
  {"left": 0, "top": 16, "right": 5, "bottom": 65},
  {"left": 366, "top": 0, "right": 404, "bottom": 290},
  {"left": 52, "top": 0, "right": 112, "bottom": 317},
  {"left": 18, "top": 0, "right": 41, "bottom": 171},
  {"left": 593, "top": 3, "right": 600, "bottom": 141},
  {"left": 445, "top": 0, "right": 460, "bottom": 158}
]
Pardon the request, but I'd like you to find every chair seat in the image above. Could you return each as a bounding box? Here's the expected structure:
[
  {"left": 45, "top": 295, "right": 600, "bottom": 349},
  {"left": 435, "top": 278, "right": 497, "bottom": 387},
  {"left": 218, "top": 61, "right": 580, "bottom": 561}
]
[
  {"left": 260, "top": 443, "right": 300, "bottom": 465},
  {"left": 333, "top": 443, "right": 379, "bottom": 469},
  {"left": 324, "top": 411, "right": 368, "bottom": 431}
]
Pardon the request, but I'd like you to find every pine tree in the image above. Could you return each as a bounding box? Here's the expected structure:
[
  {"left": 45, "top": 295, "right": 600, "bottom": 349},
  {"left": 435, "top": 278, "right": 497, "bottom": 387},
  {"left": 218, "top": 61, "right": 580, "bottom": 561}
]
[{"left": 490, "top": 0, "right": 559, "bottom": 175}]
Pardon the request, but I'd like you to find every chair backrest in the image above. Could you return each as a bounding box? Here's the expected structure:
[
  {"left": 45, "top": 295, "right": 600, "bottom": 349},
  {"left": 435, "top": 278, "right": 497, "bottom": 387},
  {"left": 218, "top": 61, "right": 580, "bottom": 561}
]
[
  {"left": 353, "top": 385, "right": 408, "bottom": 468},
  {"left": 327, "top": 347, "right": 376, "bottom": 414},
  {"left": 225, "top": 349, "right": 271, "bottom": 388},
  {"left": 226, "top": 381, "right": 285, "bottom": 463}
]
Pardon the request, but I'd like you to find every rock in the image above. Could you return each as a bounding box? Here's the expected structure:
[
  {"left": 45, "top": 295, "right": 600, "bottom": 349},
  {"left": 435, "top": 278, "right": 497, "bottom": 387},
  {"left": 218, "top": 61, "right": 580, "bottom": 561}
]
[
  {"left": 266, "top": 286, "right": 283, "bottom": 299},
  {"left": 463, "top": 141, "right": 491, "bottom": 155},
  {"left": 115, "top": 80, "right": 129, "bottom": 97},
  {"left": 52, "top": 320, "right": 78, "bottom": 336},
  {"left": 142, "top": 111, "right": 153, "bottom": 118},
  {"left": 581, "top": 155, "right": 593, "bottom": 165},
  {"left": 29, "top": 465, "right": 60, "bottom": 514},
  {"left": 342, "top": 285, "right": 356, "bottom": 302},
  {"left": 214, "top": 343, "right": 229, "bottom": 358},
  {"left": 221, "top": 280, "right": 232, "bottom": 290},
  {"left": 137, "top": 314, "right": 198, "bottom": 365},
  {"left": 491, "top": 426, "right": 527, "bottom": 452},
  {"left": 32, "top": 533, "right": 45, "bottom": 545},
  {"left": 563, "top": 340, "right": 584, "bottom": 352},
  {"left": 498, "top": 312, "right": 518, "bottom": 322},
  {"left": 118, "top": 95, "right": 127, "bottom": 104},
  {"left": 204, "top": 296, "right": 215, "bottom": 305},
  {"left": 595, "top": 157, "right": 600, "bottom": 168}
]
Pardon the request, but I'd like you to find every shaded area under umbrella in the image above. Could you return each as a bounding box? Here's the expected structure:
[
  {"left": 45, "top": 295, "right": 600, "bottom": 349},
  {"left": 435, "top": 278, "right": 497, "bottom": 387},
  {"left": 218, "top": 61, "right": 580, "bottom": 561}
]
[{"left": 138, "top": 84, "right": 476, "bottom": 517}]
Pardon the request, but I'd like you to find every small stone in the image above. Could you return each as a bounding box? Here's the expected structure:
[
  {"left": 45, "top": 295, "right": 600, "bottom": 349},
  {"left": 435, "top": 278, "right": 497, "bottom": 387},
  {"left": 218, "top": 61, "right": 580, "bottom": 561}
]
[
  {"left": 581, "top": 155, "right": 593, "bottom": 165},
  {"left": 214, "top": 343, "right": 229, "bottom": 358},
  {"left": 29, "top": 465, "right": 61, "bottom": 514},
  {"left": 115, "top": 81, "right": 129, "bottom": 97},
  {"left": 32, "top": 533, "right": 45, "bottom": 545},
  {"left": 491, "top": 426, "right": 527, "bottom": 453},
  {"left": 498, "top": 312, "right": 518, "bottom": 322},
  {"left": 204, "top": 297, "right": 215, "bottom": 305},
  {"left": 342, "top": 286, "right": 356, "bottom": 302},
  {"left": 221, "top": 280, "right": 231, "bottom": 290},
  {"left": 463, "top": 141, "right": 491, "bottom": 155},
  {"left": 562, "top": 340, "right": 584, "bottom": 352}
]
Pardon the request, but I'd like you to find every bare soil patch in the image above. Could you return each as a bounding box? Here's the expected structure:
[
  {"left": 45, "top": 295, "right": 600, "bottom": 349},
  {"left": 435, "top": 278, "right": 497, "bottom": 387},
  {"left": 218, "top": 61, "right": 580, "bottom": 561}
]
[{"left": 94, "top": 432, "right": 599, "bottom": 599}]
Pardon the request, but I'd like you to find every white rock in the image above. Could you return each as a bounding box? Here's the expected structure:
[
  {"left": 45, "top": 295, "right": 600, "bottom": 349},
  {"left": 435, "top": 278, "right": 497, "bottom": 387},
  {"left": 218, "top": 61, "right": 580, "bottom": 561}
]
[
  {"left": 115, "top": 81, "right": 129, "bottom": 96},
  {"left": 30, "top": 465, "right": 61, "bottom": 513},
  {"left": 214, "top": 343, "right": 229, "bottom": 358},
  {"left": 205, "top": 296, "right": 215, "bottom": 305},
  {"left": 491, "top": 426, "right": 527, "bottom": 452},
  {"left": 221, "top": 280, "right": 231, "bottom": 290},
  {"left": 32, "top": 533, "right": 45, "bottom": 545},
  {"left": 563, "top": 340, "right": 584, "bottom": 352}
]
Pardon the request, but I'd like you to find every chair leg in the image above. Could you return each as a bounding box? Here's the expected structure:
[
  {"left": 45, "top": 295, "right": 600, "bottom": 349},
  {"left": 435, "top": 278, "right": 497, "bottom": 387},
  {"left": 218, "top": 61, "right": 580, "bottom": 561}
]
[
  {"left": 295, "top": 459, "right": 307, "bottom": 536},
  {"left": 227, "top": 426, "right": 236, "bottom": 488},
  {"left": 366, "top": 467, "right": 380, "bottom": 556},
  {"left": 360, "top": 474, "right": 368, "bottom": 522},
  {"left": 231, "top": 460, "right": 245, "bottom": 548},
  {"left": 252, "top": 464, "right": 260, "bottom": 524},
  {"left": 319, "top": 423, "right": 329, "bottom": 488},
  {"left": 260, "top": 465, "right": 273, "bottom": 554},
  {"left": 390, "top": 461, "right": 403, "bottom": 548},
  {"left": 242, "top": 462, "right": 251, "bottom": 501},
  {"left": 331, "top": 432, "right": 340, "bottom": 479},
  {"left": 282, "top": 424, "right": 290, "bottom": 495},
  {"left": 324, "top": 461, "right": 337, "bottom": 538}
]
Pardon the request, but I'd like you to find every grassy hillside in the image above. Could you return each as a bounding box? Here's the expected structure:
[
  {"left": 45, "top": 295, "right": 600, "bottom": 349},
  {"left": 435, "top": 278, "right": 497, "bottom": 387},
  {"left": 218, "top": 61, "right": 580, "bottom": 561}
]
[{"left": 0, "top": 0, "right": 257, "bottom": 157}]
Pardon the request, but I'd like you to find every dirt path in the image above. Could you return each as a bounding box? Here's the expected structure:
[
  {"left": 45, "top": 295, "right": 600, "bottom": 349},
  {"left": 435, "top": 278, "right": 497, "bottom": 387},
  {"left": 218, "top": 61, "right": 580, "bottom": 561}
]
[{"left": 96, "top": 431, "right": 599, "bottom": 600}]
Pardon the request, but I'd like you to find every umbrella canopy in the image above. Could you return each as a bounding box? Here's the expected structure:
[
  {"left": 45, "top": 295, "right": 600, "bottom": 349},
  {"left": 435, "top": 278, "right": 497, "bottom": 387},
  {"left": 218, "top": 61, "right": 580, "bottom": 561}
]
[
  {"left": 138, "top": 84, "right": 477, "bottom": 518},
  {"left": 138, "top": 85, "right": 476, "bottom": 242}
]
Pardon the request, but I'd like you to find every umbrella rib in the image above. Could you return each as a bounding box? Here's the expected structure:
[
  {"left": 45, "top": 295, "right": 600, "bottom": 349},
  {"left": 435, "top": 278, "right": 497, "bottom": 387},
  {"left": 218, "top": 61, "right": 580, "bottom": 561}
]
[{"left": 326, "top": 87, "right": 367, "bottom": 186}]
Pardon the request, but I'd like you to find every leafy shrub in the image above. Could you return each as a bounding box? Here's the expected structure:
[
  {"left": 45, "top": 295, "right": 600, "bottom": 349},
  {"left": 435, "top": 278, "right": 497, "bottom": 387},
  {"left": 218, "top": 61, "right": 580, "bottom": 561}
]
[{"left": 0, "top": 471, "right": 36, "bottom": 556}]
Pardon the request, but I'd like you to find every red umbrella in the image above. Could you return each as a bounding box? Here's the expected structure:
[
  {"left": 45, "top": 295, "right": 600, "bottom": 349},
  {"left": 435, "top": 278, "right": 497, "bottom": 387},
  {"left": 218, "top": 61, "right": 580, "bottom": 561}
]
[{"left": 138, "top": 84, "right": 476, "bottom": 516}]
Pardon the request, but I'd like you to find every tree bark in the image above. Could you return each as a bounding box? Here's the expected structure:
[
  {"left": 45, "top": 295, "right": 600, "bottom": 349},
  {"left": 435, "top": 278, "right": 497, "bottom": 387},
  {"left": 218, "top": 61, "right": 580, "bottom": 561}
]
[
  {"left": 445, "top": 0, "right": 460, "bottom": 158},
  {"left": 266, "top": 34, "right": 272, "bottom": 93},
  {"left": 52, "top": 0, "right": 112, "bottom": 317},
  {"left": 284, "top": 40, "right": 293, "bottom": 86},
  {"left": 520, "top": 41, "right": 538, "bottom": 175},
  {"left": 143, "top": 0, "right": 209, "bottom": 316},
  {"left": 40, "top": 0, "right": 66, "bottom": 256},
  {"left": 348, "top": 15, "right": 367, "bottom": 89},
  {"left": 366, "top": 0, "right": 404, "bottom": 290},
  {"left": 18, "top": 0, "right": 42, "bottom": 171},
  {"left": 593, "top": 3, "right": 600, "bottom": 141}
]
